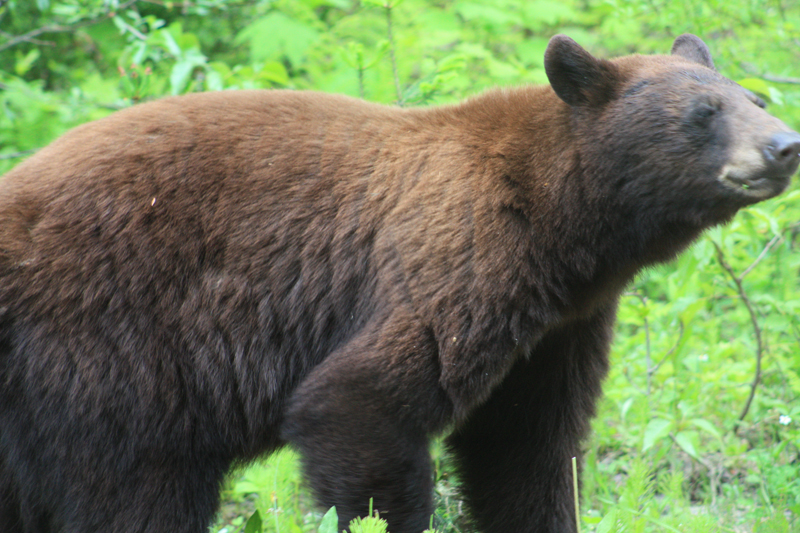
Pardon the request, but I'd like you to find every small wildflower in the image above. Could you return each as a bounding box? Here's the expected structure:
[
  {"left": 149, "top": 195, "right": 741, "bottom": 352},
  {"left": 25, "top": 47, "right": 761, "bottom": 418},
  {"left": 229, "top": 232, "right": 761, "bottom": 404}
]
[{"left": 779, "top": 415, "right": 792, "bottom": 426}]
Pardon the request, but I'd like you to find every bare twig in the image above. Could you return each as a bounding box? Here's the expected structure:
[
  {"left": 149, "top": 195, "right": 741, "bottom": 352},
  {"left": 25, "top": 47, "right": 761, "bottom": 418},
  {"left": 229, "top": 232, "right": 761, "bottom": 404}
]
[
  {"left": 624, "top": 293, "right": 685, "bottom": 396},
  {"left": 741, "top": 63, "right": 800, "bottom": 85},
  {"left": 113, "top": 16, "right": 148, "bottom": 41},
  {"left": 740, "top": 234, "right": 783, "bottom": 280},
  {"left": 712, "top": 241, "right": 763, "bottom": 428},
  {"left": 0, "top": 24, "right": 74, "bottom": 52},
  {"left": 762, "top": 74, "right": 800, "bottom": 85},
  {"left": 0, "top": 31, "right": 51, "bottom": 47},
  {"left": 649, "top": 320, "right": 684, "bottom": 375},
  {"left": 0, "top": 0, "right": 139, "bottom": 53},
  {"left": 0, "top": 149, "right": 38, "bottom": 160}
]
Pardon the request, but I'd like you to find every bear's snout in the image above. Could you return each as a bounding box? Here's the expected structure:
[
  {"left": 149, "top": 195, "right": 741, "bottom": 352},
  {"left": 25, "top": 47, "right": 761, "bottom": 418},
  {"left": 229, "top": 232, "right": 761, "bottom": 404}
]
[
  {"left": 716, "top": 118, "right": 800, "bottom": 200},
  {"left": 764, "top": 131, "right": 800, "bottom": 177}
]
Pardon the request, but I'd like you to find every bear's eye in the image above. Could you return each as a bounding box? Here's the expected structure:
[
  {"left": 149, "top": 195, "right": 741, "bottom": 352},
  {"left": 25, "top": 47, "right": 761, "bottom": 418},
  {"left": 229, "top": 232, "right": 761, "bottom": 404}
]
[{"left": 691, "top": 100, "right": 721, "bottom": 124}]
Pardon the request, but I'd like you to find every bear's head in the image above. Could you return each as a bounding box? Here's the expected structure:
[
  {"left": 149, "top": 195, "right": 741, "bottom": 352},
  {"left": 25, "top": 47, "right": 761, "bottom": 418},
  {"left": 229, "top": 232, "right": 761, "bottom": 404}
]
[{"left": 544, "top": 34, "right": 800, "bottom": 240}]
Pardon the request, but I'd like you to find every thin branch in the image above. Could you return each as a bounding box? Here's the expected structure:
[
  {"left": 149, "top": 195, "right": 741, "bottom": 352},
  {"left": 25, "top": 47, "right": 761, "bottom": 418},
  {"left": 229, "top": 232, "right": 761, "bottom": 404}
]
[
  {"left": 740, "top": 63, "right": 800, "bottom": 85},
  {"left": 0, "top": 31, "right": 52, "bottom": 47},
  {"left": 762, "top": 74, "right": 800, "bottom": 85},
  {"left": 650, "top": 320, "right": 685, "bottom": 375},
  {"left": 0, "top": 0, "right": 139, "bottom": 53},
  {"left": 622, "top": 365, "right": 647, "bottom": 396},
  {"left": 624, "top": 293, "right": 685, "bottom": 395},
  {"left": 113, "top": 16, "right": 147, "bottom": 41},
  {"left": 0, "top": 24, "right": 74, "bottom": 52},
  {"left": 740, "top": 234, "right": 783, "bottom": 280},
  {"left": 0, "top": 149, "right": 38, "bottom": 160},
  {"left": 712, "top": 241, "right": 763, "bottom": 428}
]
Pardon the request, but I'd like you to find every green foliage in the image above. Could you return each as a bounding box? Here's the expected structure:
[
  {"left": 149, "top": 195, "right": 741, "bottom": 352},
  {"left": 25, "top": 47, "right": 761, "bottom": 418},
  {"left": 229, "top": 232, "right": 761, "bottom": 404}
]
[
  {"left": 244, "top": 510, "right": 263, "bottom": 533},
  {"left": 347, "top": 499, "right": 390, "bottom": 533},
  {"left": 216, "top": 449, "right": 317, "bottom": 533},
  {"left": 3, "top": 1, "right": 800, "bottom": 532},
  {"left": 317, "top": 507, "right": 339, "bottom": 533}
]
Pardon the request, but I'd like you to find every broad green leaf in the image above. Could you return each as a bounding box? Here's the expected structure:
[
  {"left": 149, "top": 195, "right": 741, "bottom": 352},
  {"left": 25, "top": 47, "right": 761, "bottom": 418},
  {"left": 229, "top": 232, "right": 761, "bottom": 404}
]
[
  {"left": 678, "top": 299, "right": 705, "bottom": 325},
  {"left": 232, "top": 480, "right": 262, "bottom": 494},
  {"left": 675, "top": 430, "right": 700, "bottom": 460},
  {"left": 15, "top": 49, "right": 40, "bottom": 76},
  {"left": 643, "top": 418, "right": 673, "bottom": 452},
  {"left": 259, "top": 61, "right": 290, "bottom": 86},
  {"left": 738, "top": 77, "right": 771, "bottom": 96},
  {"left": 318, "top": 507, "right": 339, "bottom": 533},
  {"left": 596, "top": 508, "right": 618, "bottom": 533},
  {"left": 620, "top": 397, "right": 634, "bottom": 421},
  {"left": 690, "top": 418, "right": 722, "bottom": 440},
  {"left": 437, "top": 53, "right": 467, "bottom": 73},
  {"left": 767, "top": 86, "right": 784, "bottom": 105},
  {"left": 170, "top": 48, "right": 208, "bottom": 94},
  {"left": 147, "top": 26, "right": 183, "bottom": 57},
  {"left": 738, "top": 77, "right": 782, "bottom": 104},
  {"left": 235, "top": 13, "right": 320, "bottom": 66},
  {"left": 244, "top": 510, "right": 262, "bottom": 533}
]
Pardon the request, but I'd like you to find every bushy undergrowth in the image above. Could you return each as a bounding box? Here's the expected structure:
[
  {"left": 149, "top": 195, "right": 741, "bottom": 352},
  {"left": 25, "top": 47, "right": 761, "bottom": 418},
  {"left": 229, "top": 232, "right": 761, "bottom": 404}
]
[{"left": 2, "top": 0, "right": 798, "bottom": 531}]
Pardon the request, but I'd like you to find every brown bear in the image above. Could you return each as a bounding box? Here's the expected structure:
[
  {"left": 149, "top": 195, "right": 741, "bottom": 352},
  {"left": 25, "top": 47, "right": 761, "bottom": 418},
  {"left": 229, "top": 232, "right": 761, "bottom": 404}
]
[{"left": 1, "top": 34, "right": 799, "bottom": 533}]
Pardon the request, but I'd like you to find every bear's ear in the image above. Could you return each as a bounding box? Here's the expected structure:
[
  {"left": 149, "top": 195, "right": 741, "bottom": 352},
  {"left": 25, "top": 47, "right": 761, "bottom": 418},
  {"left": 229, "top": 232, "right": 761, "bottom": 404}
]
[
  {"left": 544, "top": 34, "right": 620, "bottom": 107},
  {"left": 671, "top": 34, "right": 715, "bottom": 69}
]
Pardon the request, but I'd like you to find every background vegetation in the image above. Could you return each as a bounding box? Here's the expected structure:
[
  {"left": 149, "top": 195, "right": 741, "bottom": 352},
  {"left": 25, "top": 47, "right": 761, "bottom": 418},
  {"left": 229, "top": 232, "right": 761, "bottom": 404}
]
[{"left": 1, "top": 0, "right": 798, "bottom": 531}]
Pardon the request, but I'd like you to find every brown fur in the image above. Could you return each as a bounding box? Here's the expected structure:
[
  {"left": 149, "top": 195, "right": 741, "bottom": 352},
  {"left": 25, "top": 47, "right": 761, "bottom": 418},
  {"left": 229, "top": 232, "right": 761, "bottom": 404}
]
[{"left": 1, "top": 35, "right": 798, "bottom": 533}]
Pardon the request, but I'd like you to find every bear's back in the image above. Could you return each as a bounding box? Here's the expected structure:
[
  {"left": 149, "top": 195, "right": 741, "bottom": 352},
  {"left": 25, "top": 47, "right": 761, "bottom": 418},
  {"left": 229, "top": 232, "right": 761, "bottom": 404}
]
[{"left": 0, "top": 91, "right": 428, "bottom": 455}]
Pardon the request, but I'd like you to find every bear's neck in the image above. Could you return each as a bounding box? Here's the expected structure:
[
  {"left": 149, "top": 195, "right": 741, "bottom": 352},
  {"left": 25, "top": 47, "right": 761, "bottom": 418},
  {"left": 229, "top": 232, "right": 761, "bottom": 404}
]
[{"left": 448, "top": 86, "right": 705, "bottom": 320}]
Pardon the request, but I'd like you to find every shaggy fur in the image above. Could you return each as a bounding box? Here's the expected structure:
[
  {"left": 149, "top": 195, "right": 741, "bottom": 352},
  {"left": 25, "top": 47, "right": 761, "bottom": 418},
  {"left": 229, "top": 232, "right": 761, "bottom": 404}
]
[{"left": 1, "top": 35, "right": 798, "bottom": 533}]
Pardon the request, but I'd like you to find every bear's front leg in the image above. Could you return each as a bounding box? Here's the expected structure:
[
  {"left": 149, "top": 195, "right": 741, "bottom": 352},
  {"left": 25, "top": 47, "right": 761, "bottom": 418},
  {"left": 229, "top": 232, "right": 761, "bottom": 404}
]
[
  {"left": 446, "top": 305, "right": 616, "bottom": 533},
  {"left": 282, "top": 308, "right": 453, "bottom": 533}
]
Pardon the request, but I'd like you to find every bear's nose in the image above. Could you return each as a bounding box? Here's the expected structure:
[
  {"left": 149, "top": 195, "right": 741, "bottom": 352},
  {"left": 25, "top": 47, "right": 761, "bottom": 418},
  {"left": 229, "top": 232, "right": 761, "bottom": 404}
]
[{"left": 765, "top": 131, "right": 800, "bottom": 175}]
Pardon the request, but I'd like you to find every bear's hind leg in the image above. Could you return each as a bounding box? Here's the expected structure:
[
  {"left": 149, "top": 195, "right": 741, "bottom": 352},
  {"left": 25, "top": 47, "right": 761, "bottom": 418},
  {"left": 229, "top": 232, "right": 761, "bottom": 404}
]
[
  {"left": 446, "top": 306, "right": 615, "bottom": 533},
  {"left": 283, "top": 309, "right": 453, "bottom": 533}
]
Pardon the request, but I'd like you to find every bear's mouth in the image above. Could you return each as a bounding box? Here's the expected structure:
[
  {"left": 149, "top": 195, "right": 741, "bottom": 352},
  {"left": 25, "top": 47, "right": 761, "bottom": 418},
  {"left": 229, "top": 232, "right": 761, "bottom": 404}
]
[{"left": 719, "top": 170, "right": 792, "bottom": 199}]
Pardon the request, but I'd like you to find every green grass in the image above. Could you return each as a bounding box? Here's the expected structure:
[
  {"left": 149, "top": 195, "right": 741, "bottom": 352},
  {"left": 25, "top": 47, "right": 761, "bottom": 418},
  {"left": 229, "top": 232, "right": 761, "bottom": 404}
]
[{"left": 212, "top": 381, "right": 799, "bottom": 532}]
